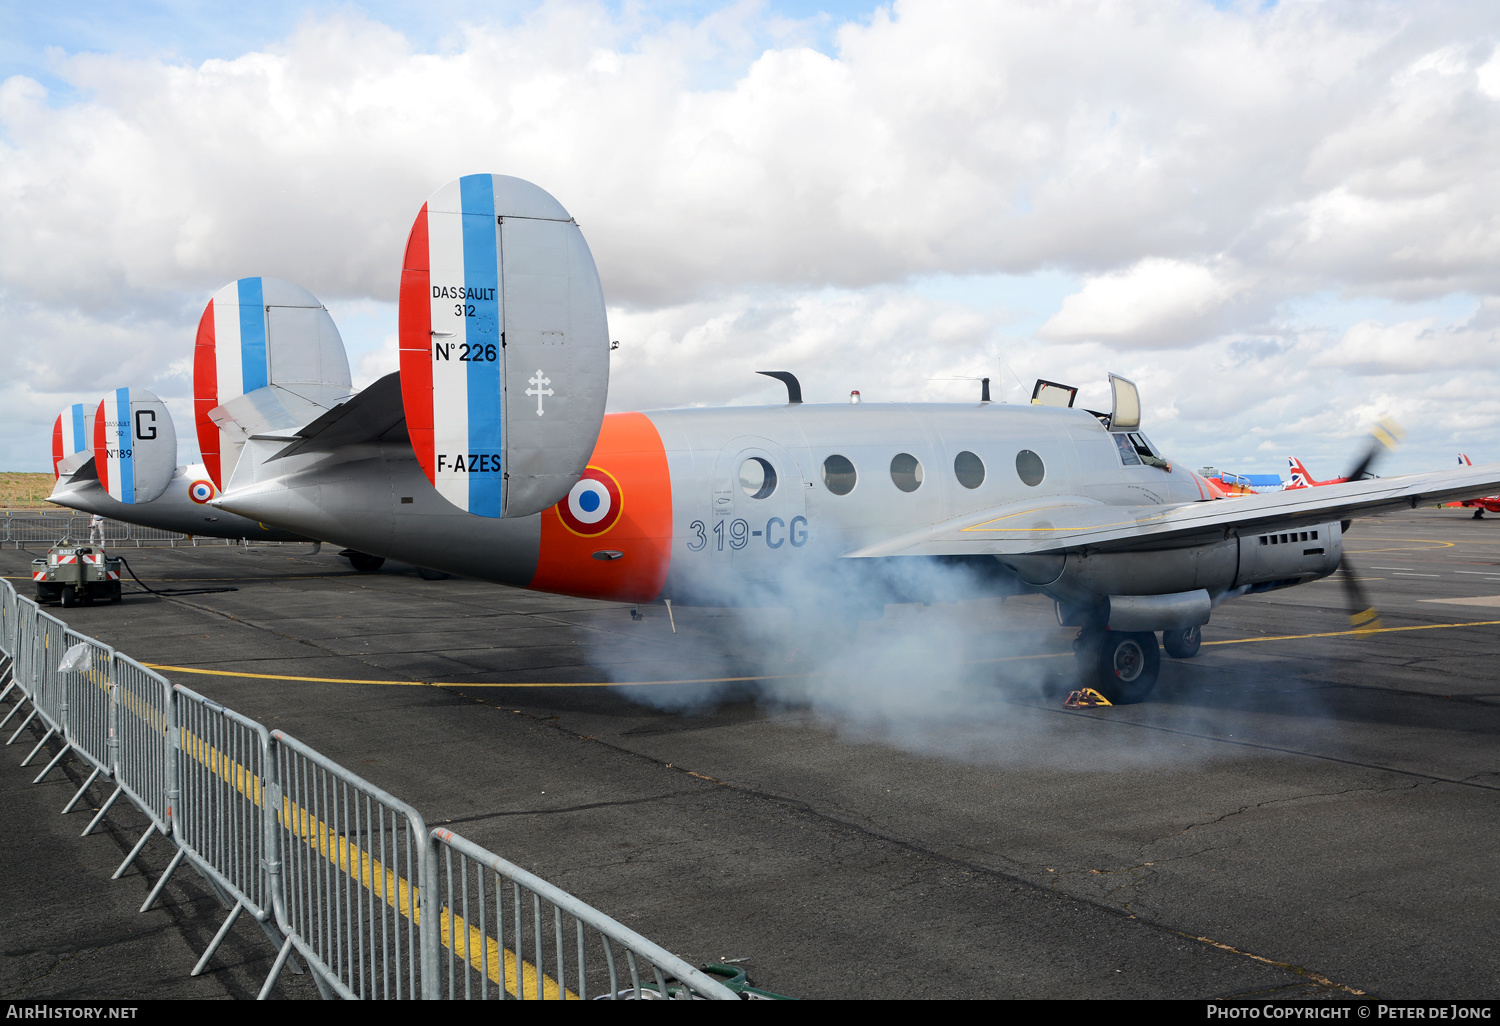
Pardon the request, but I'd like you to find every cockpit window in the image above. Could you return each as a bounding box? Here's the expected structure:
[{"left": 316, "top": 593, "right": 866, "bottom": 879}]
[{"left": 1113, "top": 433, "right": 1141, "bottom": 466}]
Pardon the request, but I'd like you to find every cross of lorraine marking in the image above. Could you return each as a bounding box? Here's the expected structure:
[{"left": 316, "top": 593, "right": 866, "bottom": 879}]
[{"left": 526, "top": 370, "right": 553, "bottom": 416}]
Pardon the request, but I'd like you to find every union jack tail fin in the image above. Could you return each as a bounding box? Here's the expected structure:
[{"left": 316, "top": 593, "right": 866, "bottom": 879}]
[{"left": 1286, "top": 456, "right": 1317, "bottom": 489}]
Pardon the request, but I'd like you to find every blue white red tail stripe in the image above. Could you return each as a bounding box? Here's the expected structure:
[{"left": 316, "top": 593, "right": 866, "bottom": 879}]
[
  {"left": 236, "top": 276, "right": 269, "bottom": 393},
  {"left": 403, "top": 174, "right": 508, "bottom": 517},
  {"left": 193, "top": 277, "right": 351, "bottom": 489},
  {"left": 51, "top": 403, "right": 92, "bottom": 479},
  {"left": 95, "top": 387, "right": 136, "bottom": 504}
]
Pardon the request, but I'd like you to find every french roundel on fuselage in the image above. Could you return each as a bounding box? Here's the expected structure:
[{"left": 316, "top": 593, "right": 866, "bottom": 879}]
[
  {"left": 92, "top": 388, "right": 177, "bottom": 504},
  {"left": 397, "top": 174, "right": 610, "bottom": 519}
]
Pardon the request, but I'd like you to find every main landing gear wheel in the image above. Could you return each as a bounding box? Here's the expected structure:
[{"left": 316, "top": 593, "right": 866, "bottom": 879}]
[
  {"left": 1474, "top": 509, "right": 1485, "bottom": 519},
  {"left": 1162, "top": 625, "right": 1202, "bottom": 659},
  {"left": 345, "top": 552, "right": 386, "bottom": 573},
  {"left": 1078, "top": 629, "right": 1160, "bottom": 704}
]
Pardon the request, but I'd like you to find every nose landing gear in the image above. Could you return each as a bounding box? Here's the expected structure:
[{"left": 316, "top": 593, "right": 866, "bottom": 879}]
[{"left": 1162, "top": 625, "right": 1202, "bottom": 659}]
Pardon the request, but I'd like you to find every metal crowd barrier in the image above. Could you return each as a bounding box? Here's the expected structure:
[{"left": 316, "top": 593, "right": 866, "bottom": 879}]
[
  {"left": 43, "top": 629, "right": 115, "bottom": 816},
  {"left": 267, "top": 731, "right": 437, "bottom": 1000},
  {"left": 430, "top": 827, "right": 731, "bottom": 1000},
  {"left": 0, "top": 575, "right": 736, "bottom": 1001},
  {"left": 0, "top": 511, "right": 241, "bottom": 548}
]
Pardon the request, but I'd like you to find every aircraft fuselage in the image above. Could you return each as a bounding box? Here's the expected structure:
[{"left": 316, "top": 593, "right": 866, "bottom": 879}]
[
  {"left": 214, "top": 402, "right": 1343, "bottom": 614},
  {"left": 50, "top": 463, "right": 308, "bottom": 542}
]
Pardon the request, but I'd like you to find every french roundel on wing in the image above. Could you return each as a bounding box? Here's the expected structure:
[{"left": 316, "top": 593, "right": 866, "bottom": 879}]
[
  {"left": 556, "top": 467, "right": 623, "bottom": 537},
  {"left": 92, "top": 387, "right": 177, "bottom": 505},
  {"left": 188, "top": 479, "right": 216, "bottom": 504},
  {"left": 397, "top": 173, "right": 610, "bottom": 519}
]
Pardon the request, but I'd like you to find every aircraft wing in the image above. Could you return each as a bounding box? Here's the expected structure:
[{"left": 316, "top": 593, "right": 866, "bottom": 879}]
[{"left": 844, "top": 463, "right": 1500, "bottom": 558}]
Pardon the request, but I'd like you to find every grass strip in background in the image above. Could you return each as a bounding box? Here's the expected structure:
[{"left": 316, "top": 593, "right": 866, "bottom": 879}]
[{"left": 0, "top": 472, "right": 61, "bottom": 509}]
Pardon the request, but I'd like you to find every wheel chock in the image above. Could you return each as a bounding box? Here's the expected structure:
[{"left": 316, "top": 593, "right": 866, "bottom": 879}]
[{"left": 1064, "top": 688, "right": 1112, "bottom": 709}]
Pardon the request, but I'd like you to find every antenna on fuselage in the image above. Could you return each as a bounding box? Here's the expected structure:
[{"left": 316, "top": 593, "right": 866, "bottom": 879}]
[{"left": 756, "top": 370, "right": 803, "bottom": 405}]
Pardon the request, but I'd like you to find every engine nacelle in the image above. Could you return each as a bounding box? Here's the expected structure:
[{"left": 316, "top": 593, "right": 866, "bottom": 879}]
[
  {"left": 1233, "top": 521, "right": 1342, "bottom": 589},
  {"left": 1002, "top": 520, "right": 1343, "bottom": 626}
]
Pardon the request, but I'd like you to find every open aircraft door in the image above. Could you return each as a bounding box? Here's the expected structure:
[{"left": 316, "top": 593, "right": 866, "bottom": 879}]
[
  {"left": 709, "top": 437, "right": 808, "bottom": 582},
  {"left": 1109, "top": 373, "right": 1141, "bottom": 432}
]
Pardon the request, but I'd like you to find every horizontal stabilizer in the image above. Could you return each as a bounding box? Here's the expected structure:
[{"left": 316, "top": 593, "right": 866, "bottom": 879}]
[
  {"left": 55, "top": 450, "right": 95, "bottom": 480},
  {"left": 269, "top": 371, "right": 406, "bottom": 460}
]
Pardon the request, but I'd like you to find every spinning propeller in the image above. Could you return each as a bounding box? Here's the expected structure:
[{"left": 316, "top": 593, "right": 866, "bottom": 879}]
[{"left": 1338, "top": 418, "right": 1405, "bottom": 632}]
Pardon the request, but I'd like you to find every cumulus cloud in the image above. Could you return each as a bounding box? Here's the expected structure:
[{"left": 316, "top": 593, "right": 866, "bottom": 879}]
[
  {"left": 5, "top": 1, "right": 1500, "bottom": 475},
  {"left": 1038, "top": 258, "right": 1246, "bottom": 347},
  {"left": 606, "top": 286, "right": 1000, "bottom": 412},
  {"left": 1312, "top": 316, "right": 1500, "bottom": 375}
]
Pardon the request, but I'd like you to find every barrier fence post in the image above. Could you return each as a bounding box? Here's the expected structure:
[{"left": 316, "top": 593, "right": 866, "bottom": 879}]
[
  {"left": 53, "top": 630, "right": 115, "bottom": 813},
  {"left": 109, "top": 654, "right": 178, "bottom": 879}
]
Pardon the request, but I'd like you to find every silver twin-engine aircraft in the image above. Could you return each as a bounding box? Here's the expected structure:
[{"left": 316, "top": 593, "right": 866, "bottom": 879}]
[{"left": 62, "top": 174, "right": 1500, "bottom": 702}]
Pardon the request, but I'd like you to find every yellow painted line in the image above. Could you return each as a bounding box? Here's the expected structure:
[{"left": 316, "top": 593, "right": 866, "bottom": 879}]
[
  {"left": 1202, "top": 618, "right": 1500, "bottom": 646},
  {"left": 132, "top": 619, "right": 1500, "bottom": 695},
  {"left": 960, "top": 505, "right": 1169, "bottom": 534},
  {"left": 175, "top": 722, "right": 570, "bottom": 999},
  {"left": 145, "top": 647, "right": 1076, "bottom": 689},
  {"left": 146, "top": 664, "right": 818, "bottom": 688},
  {"left": 147, "top": 617, "right": 1500, "bottom": 688},
  {"left": 1347, "top": 539, "right": 1456, "bottom": 552}
]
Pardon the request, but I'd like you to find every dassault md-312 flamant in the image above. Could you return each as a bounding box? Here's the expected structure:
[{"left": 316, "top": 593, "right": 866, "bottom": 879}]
[{"left": 66, "top": 174, "right": 1500, "bottom": 703}]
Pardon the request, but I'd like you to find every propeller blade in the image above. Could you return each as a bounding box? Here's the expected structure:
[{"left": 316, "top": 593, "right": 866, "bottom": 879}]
[
  {"left": 1342, "top": 417, "right": 1406, "bottom": 482},
  {"left": 1339, "top": 553, "right": 1382, "bottom": 632}
]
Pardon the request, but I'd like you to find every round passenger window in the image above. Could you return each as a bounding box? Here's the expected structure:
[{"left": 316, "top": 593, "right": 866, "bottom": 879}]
[
  {"left": 739, "top": 457, "right": 777, "bottom": 499},
  {"left": 1016, "top": 449, "right": 1045, "bottom": 487},
  {"left": 890, "top": 453, "right": 923, "bottom": 493},
  {"left": 822, "top": 454, "right": 857, "bottom": 495},
  {"left": 954, "top": 450, "right": 985, "bottom": 489}
]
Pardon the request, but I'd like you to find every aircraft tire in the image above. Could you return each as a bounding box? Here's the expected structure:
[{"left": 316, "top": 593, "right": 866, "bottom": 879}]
[
  {"left": 1094, "top": 630, "right": 1160, "bottom": 704},
  {"left": 1162, "top": 626, "right": 1202, "bottom": 659},
  {"left": 347, "top": 552, "right": 386, "bottom": 573},
  {"left": 1474, "top": 509, "right": 1485, "bottom": 519}
]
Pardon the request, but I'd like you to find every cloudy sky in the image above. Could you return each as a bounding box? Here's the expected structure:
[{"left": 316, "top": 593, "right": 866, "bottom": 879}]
[{"left": 5, "top": 0, "right": 1500, "bottom": 479}]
